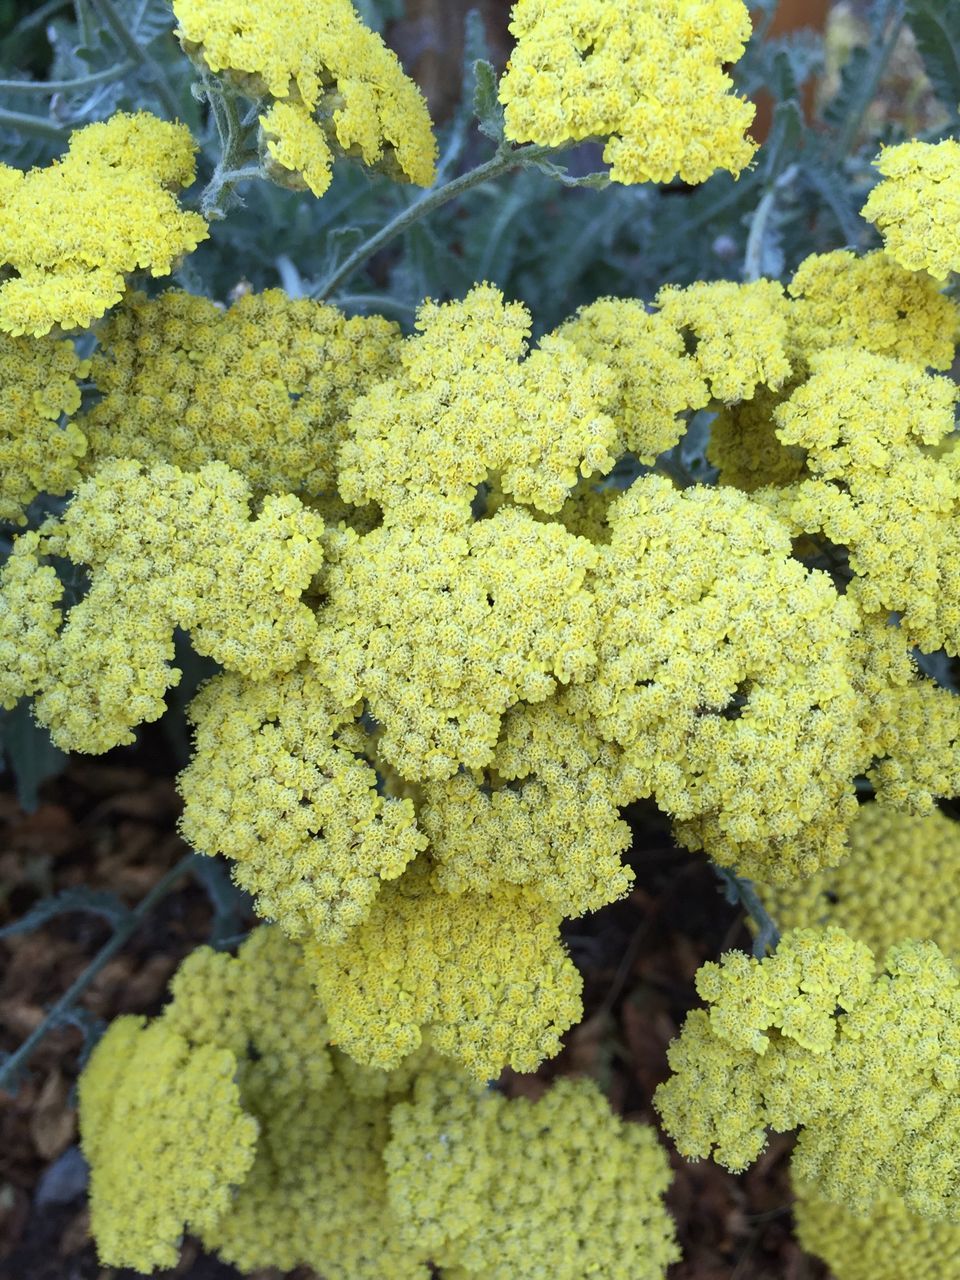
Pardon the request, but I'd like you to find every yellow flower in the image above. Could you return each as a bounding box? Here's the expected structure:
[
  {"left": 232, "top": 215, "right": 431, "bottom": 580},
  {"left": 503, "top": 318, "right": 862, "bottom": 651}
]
[
  {"left": 861, "top": 139, "right": 960, "bottom": 280},
  {"left": 0, "top": 113, "right": 207, "bottom": 336},
  {"left": 173, "top": 0, "right": 436, "bottom": 195},
  {"left": 499, "top": 0, "right": 757, "bottom": 185}
]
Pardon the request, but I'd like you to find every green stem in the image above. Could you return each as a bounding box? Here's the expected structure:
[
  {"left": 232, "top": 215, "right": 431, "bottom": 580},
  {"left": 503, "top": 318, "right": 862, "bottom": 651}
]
[
  {"left": 830, "top": 1, "right": 905, "bottom": 163},
  {"left": 313, "top": 142, "right": 553, "bottom": 301},
  {"left": 743, "top": 162, "right": 798, "bottom": 281},
  {"left": 0, "top": 107, "right": 69, "bottom": 142},
  {"left": 0, "top": 61, "right": 138, "bottom": 94},
  {"left": 0, "top": 853, "right": 195, "bottom": 1093},
  {"left": 197, "top": 79, "right": 259, "bottom": 219},
  {"left": 715, "top": 866, "right": 781, "bottom": 958},
  {"left": 89, "top": 0, "right": 181, "bottom": 120}
]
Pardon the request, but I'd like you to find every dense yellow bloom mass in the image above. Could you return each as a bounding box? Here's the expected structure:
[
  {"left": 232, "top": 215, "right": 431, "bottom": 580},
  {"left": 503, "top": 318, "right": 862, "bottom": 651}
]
[
  {"left": 0, "top": 113, "right": 207, "bottom": 337},
  {"left": 0, "top": 334, "right": 88, "bottom": 522},
  {"left": 708, "top": 385, "right": 807, "bottom": 492},
  {"left": 499, "top": 0, "right": 756, "bottom": 185},
  {"left": 794, "top": 1181, "right": 960, "bottom": 1280},
  {"left": 421, "top": 697, "right": 633, "bottom": 917},
  {"left": 655, "top": 279, "right": 793, "bottom": 403},
  {"left": 173, "top": 0, "right": 436, "bottom": 195},
  {"left": 861, "top": 139, "right": 960, "bottom": 280},
  {"left": 78, "top": 1017, "right": 258, "bottom": 1272},
  {"left": 80, "top": 927, "right": 675, "bottom": 1278},
  {"left": 337, "top": 285, "right": 618, "bottom": 522},
  {"left": 569, "top": 476, "right": 862, "bottom": 882},
  {"left": 769, "top": 350, "right": 960, "bottom": 654},
  {"left": 787, "top": 249, "right": 959, "bottom": 370},
  {"left": 311, "top": 508, "right": 598, "bottom": 781},
  {"left": 556, "top": 298, "right": 709, "bottom": 462},
  {"left": 386, "top": 1073, "right": 679, "bottom": 1280},
  {"left": 84, "top": 289, "right": 399, "bottom": 497},
  {"left": 179, "top": 666, "right": 426, "bottom": 941},
  {"left": 656, "top": 929, "right": 960, "bottom": 1220},
  {"left": 307, "top": 859, "right": 584, "bottom": 1078},
  {"left": 0, "top": 461, "right": 324, "bottom": 752},
  {"left": 759, "top": 805, "right": 960, "bottom": 958}
]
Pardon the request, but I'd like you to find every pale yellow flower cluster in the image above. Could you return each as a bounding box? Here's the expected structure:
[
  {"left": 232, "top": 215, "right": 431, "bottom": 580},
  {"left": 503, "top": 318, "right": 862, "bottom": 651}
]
[
  {"left": 499, "top": 0, "right": 757, "bottom": 185},
  {"left": 0, "top": 113, "right": 207, "bottom": 337},
  {"left": 173, "top": 0, "right": 436, "bottom": 197},
  {"left": 656, "top": 929, "right": 960, "bottom": 1220},
  {"left": 80, "top": 926, "right": 676, "bottom": 1278},
  {"left": 861, "top": 139, "right": 960, "bottom": 280}
]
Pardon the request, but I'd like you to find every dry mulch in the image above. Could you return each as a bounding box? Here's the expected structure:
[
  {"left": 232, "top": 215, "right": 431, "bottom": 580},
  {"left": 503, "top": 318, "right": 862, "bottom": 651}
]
[{"left": 0, "top": 766, "right": 829, "bottom": 1279}]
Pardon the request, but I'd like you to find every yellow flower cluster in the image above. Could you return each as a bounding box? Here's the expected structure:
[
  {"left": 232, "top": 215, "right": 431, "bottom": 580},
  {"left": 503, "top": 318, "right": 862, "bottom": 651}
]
[
  {"left": 84, "top": 289, "right": 400, "bottom": 498},
  {"left": 78, "top": 1016, "right": 258, "bottom": 1272},
  {"left": 498, "top": 0, "right": 757, "bottom": 185},
  {"left": 0, "top": 460, "right": 324, "bottom": 751},
  {"left": 0, "top": 113, "right": 207, "bottom": 337},
  {"left": 80, "top": 926, "right": 675, "bottom": 1278},
  {"left": 179, "top": 665, "right": 426, "bottom": 942},
  {"left": 569, "top": 476, "right": 863, "bottom": 882},
  {"left": 311, "top": 507, "right": 599, "bottom": 781},
  {"left": 307, "top": 858, "right": 583, "bottom": 1079},
  {"left": 337, "top": 283, "right": 618, "bottom": 521},
  {"left": 557, "top": 297, "right": 710, "bottom": 462},
  {"left": 0, "top": 333, "right": 88, "bottom": 523},
  {"left": 656, "top": 928, "right": 960, "bottom": 1219},
  {"left": 861, "top": 139, "right": 960, "bottom": 280},
  {"left": 173, "top": 0, "right": 436, "bottom": 197},
  {"left": 768, "top": 349, "right": 960, "bottom": 654},
  {"left": 759, "top": 804, "right": 960, "bottom": 959},
  {"left": 386, "top": 1072, "right": 679, "bottom": 1280},
  {"left": 794, "top": 1181, "right": 960, "bottom": 1280}
]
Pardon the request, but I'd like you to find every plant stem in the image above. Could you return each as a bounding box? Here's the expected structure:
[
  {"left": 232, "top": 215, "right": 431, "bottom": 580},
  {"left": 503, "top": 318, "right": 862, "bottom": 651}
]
[
  {"left": 743, "top": 162, "right": 798, "bottom": 281},
  {"left": 715, "top": 865, "right": 781, "bottom": 957},
  {"left": 0, "top": 61, "right": 138, "bottom": 94},
  {"left": 89, "top": 0, "right": 181, "bottom": 120},
  {"left": 313, "top": 142, "right": 553, "bottom": 300},
  {"left": 0, "top": 107, "right": 69, "bottom": 142},
  {"left": 830, "top": 0, "right": 905, "bottom": 163},
  {"left": 0, "top": 853, "right": 195, "bottom": 1094}
]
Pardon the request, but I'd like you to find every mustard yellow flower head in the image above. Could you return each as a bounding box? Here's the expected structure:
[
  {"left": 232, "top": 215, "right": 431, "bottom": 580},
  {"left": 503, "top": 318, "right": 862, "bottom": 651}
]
[
  {"left": 654, "top": 279, "right": 794, "bottom": 403},
  {"left": 307, "top": 858, "right": 584, "bottom": 1079},
  {"left": 178, "top": 665, "right": 426, "bottom": 942},
  {"left": 555, "top": 297, "right": 709, "bottom": 462},
  {"left": 0, "top": 113, "right": 207, "bottom": 337},
  {"left": 386, "top": 1073, "right": 679, "bottom": 1280},
  {"left": 0, "top": 531, "right": 62, "bottom": 710},
  {"left": 84, "top": 289, "right": 399, "bottom": 498},
  {"left": 794, "top": 1180, "right": 960, "bottom": 1280},
  {"left": 173, "top": 0, "right": 436, "bottom": 196},
  {"left": 861, "top": 139, "right": 960, "bottom": 280},
  {"left": 499, "top": 0, "right": 757, "bottom": 185},
  {"left": 78, "top": 1016, "right": 258, "bottom": 1272},
  {"left": 0, "top": 334, "right": 88, "bottom": 522},
  {"left": 568, "top": 475, "right": 861, "bottom": 882},
  {"left": 421, "top": 696, "right": 634, "bottom": 917},
  {"left": 787, "top": 249, "right": 959, "bottom": 370},
  {"left": 656, "top": 929, "right": 960, "bottom": 1220},
  {"left": 771, "top": 349, "right": 960, "bottom": 654},
  {"left": 337, "top": 284, "right": 618, "bottom": 523},
  {"left": 5, "top": 460, "right": 324, "bottom": 752},
  {"left": 758, "top": 805, "right": 960, "bottom": 960},
  {"left": 310, "top": 509, "right": 598, "bottom": 782}
]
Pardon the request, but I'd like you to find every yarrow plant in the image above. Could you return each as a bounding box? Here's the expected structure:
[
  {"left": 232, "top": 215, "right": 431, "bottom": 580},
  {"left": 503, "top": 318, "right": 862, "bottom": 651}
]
[{"left": 2, "top": 0, "right": 960, "bottom": 1275}]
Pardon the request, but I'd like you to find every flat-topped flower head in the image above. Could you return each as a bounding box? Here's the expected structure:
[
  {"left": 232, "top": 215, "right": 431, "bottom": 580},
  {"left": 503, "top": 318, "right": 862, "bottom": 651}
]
[
  {"left": 0, "top": 113, "right": 207, "bottom": 336},
  {"left": 499, "top": 0, "right": 757, "bottom": 185},
  {"left": 861, "top": 139, "right": 960, "bottom": 281},
  {"left": 173, "top": 0, "right": 437, "bottom": 196}
]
